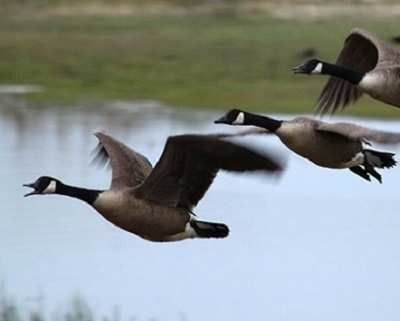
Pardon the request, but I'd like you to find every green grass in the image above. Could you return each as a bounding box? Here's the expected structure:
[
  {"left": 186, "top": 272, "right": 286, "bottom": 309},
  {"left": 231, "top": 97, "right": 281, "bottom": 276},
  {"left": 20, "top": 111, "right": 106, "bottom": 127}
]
[{"left": 1, "top": 10, "right": 400, "bottom": 117}]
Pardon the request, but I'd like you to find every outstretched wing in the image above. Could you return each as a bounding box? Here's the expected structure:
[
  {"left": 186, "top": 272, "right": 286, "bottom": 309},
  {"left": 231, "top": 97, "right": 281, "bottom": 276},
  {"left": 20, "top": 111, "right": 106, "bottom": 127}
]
[
  {"left": 316, "top": 28, "right": 379, "bottom": 114},
  {"left": 92, "top": 132, "right": 153, "bottom": 189},
  {"left": 316, "top": 122, "right": 400, "bottom": 144},
  {"left": 135, "top": 134, "right": 284, "bottom": 211}
]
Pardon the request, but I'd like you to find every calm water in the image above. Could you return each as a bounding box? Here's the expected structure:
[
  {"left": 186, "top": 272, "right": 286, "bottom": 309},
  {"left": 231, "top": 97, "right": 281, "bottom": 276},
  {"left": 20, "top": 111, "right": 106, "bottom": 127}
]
[{"left": 2, "top": 101, "right": 400, "bottom": 321}]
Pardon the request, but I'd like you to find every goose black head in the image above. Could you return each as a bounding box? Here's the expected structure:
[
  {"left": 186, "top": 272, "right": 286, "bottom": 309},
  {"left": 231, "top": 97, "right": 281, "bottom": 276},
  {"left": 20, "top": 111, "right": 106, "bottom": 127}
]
[
  {"left": 23, "top": 176, "right": 59, "bottom": 197},
  {"left": 293, "top": 59, "right": 322, "bottom": 74},
  {"left": 214, "top": 109, "right": 245, "bottom": 125}
]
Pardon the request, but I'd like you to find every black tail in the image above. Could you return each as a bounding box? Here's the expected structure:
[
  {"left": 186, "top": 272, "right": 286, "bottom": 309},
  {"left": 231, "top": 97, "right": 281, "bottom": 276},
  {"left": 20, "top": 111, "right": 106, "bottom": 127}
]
[
  {"left": 365, "top": 150, "right": 397, "bottom": 169},
  {"left": 190, "top": 220, "right": 229, "bottom": 239},
  {"left": 351, "top": 150, "right": 397, "bottom": 183}
]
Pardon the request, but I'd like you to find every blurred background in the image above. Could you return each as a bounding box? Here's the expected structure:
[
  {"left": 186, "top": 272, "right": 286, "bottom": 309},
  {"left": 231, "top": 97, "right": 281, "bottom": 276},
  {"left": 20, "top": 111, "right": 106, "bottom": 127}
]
[{"left": 2, "top": 1, "right": 400, "bottom": 321}]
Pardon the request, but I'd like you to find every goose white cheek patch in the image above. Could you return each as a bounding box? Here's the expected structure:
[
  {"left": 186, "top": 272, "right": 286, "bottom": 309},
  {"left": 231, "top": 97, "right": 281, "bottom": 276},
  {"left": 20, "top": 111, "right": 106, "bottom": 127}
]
[
  {"left": 233, "top": 112, "right": 245, "bottom": 125},
  {"left": 43, "top": 180, "right": 57, "bottom": 194},
  {"left": 311, "top": 62, "right": 323, "bottom": 74}
]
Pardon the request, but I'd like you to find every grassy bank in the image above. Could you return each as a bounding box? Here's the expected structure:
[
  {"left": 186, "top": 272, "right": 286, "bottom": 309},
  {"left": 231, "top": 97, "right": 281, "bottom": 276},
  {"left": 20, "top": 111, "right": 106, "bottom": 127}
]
[{"left": 1, "top": 6, "right": 400, "bottom": 117}]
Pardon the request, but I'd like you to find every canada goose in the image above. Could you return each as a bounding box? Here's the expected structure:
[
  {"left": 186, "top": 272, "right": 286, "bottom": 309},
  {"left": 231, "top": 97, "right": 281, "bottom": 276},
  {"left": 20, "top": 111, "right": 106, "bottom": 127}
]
[
  {"left": 23, "top": 132, "right": 284, "bottom": 242},
  {"left": 293, "top": 28, "right": 400, "bottom": 114},
  {"left": 215, "top": 109, "right": 400, "bottom": 183}
]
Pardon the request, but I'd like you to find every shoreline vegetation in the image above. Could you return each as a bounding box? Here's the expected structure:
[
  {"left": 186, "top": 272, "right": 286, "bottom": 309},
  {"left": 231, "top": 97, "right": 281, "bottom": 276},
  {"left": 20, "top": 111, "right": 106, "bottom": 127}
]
[
  {"left": 0, "top": 289, "right": 131, "bottom": 321},
  {"left": 0, "top": 285, "right": 138, "bottom": 321},
  {"left": 1, "top": 1, "right": 400, "bottom": 117}
]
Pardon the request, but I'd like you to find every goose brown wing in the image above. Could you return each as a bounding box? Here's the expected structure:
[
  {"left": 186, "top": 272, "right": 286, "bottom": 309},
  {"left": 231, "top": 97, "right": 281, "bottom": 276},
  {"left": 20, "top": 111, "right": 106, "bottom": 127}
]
[
  {"left": 92, "top": 132, "right": 153, "bottom": 189},
  {"left": 317, "top": 28, "right": 379, "bottom": 114},
  {"left": 135, "top": 134, "right": 284, "bottom": 210},
  {"left": 355, "top": 28, "right": 400, "bottom": 67},
  {"left": 316, "top": 122, "right": 400, "bottom": 144}
]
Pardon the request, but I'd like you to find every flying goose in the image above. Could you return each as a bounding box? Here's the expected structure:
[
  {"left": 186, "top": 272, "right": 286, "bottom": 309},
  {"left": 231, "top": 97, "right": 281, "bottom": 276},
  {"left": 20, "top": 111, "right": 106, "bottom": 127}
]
[
  {"left": 24, "top": 131, "right": 284, "bottom": 242},
  {"left": 293, "top": 28, "right": 400, "bottom": 114},
  {"left": 215, "top": 109, "right": 400, "bottom": 183}
]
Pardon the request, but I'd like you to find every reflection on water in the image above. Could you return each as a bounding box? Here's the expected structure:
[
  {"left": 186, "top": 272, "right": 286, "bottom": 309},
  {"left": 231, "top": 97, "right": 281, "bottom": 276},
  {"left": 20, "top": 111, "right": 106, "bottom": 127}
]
[{"left": 2, "top": 101, "right": 400, "bottom": 321}]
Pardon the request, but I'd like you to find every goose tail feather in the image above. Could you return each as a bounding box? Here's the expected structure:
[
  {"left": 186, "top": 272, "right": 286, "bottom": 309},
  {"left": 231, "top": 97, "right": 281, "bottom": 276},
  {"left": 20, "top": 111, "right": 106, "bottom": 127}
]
[
  {"left": 365, "top": 150, "right": 397, "bottom": 169},
  {"left": 190, "top": 220, "right": 229, "bottom": 239}
]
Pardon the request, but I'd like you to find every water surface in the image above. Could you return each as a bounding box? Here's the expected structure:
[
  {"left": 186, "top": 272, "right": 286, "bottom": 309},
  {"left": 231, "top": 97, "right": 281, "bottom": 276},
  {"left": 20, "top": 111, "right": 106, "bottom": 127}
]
[{"left": 2, "top": 102, "right": 400, "bottom": 321}]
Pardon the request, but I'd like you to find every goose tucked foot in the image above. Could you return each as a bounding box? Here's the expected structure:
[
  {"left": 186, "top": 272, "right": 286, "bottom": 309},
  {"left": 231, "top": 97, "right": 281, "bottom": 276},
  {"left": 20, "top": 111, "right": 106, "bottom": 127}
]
[
  {"left": 363, "top": 162, "right": 382, "bottom": 183},
  {"left": 190, "top": 220, "right": 229, "bottom": 239},
  {"left": 349, "top": 164, "right": 382, "bottom": 183},
  {"left": 349, "top": 166, "right": 371, "bottom": 182}
]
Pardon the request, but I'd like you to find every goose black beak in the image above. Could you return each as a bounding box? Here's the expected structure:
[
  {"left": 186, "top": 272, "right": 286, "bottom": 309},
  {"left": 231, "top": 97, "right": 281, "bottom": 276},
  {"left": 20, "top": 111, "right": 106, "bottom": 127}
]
[
  {"left": 292, "top": 63, "right": 308, "bottom": 74},
  {"left": 214, "top": 115, "right": 229, "bottom": 124},
  {"left": 23, "top": 182, "right": 39, "bottom": 197}
]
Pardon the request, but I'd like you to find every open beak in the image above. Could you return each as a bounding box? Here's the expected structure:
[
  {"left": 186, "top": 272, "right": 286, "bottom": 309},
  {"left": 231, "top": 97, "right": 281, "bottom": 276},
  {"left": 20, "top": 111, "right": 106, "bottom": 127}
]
[
  {"left": 23, "top": 182, "right": 39, "bottom": 197},
  {"left": 292, "top": 63, "right": 308, "bottom": 74},
  {"left": 214, "top": 115, "right": 229, "bottom": 124}
]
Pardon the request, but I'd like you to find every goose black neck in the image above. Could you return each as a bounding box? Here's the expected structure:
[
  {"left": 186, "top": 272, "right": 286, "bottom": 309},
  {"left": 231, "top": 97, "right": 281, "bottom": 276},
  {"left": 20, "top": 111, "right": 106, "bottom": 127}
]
[
  {"left": 244, "top": 112, "right": 282, "bottom": 132},
  {"left": 56, "top": 183, "right": 103, "bottom": 205},
  {"left": 321, "top": 62, "right": 365, "bottom": 85}
]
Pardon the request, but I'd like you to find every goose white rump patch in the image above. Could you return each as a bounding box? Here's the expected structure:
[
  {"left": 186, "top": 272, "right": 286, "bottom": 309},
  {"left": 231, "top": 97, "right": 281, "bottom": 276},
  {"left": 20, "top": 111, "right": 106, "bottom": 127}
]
[{"left": 344, "top": 152, "right": 364, "bottom": 167}]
